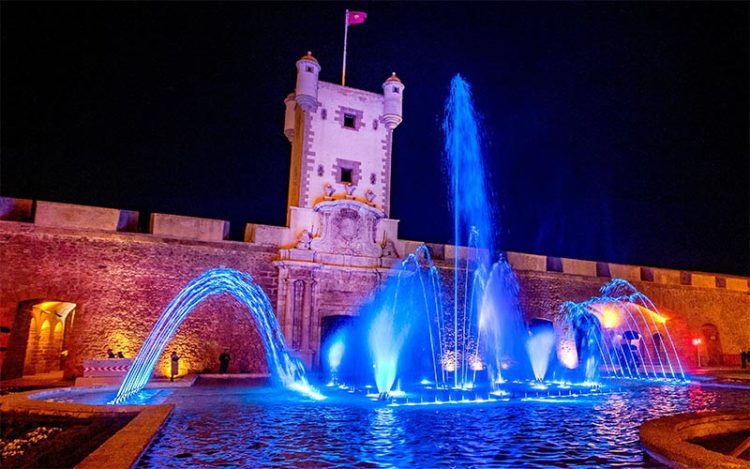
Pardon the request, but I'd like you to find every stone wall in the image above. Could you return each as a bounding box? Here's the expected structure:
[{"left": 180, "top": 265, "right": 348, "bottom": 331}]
[
  {"left": 1, "top": 197, "right": 747, "bottom": 379},
  {"left": 513, "top": 269, "right": 750, "bottom": 368},
  {"left": 0, "top": 222, "right": 277, "bottom": 379}
]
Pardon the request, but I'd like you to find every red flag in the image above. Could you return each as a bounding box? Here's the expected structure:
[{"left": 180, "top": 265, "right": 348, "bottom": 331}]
[{"left": 347, "top": 11, "right": 367, "bottom": 26}]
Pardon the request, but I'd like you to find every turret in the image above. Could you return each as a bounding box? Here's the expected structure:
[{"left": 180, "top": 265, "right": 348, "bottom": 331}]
[
  {"left": 295, "top": 51, "right": 321, "bottom": 112},
  {"left": 283, "top": 92, "right": 296, "bottom": 142},
  {"left": 381, "top": 72, "right": 404, "bottom": 129}
]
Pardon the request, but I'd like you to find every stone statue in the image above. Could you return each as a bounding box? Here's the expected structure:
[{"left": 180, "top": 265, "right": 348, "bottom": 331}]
[
  {"left": 365, "top": 188, "right": 376, "bottom": 204},
  {"left": 296, "top": 229, "right": 313, "bottom": 250},
  {"left": 381, "top": 238, "right": 399, "bottom": 258},
  {"left": 345, "top": 184, "right": 357, "bottom": 199},
  {"left": 324, "top": 183, "right": 336, "bottom": 199}
]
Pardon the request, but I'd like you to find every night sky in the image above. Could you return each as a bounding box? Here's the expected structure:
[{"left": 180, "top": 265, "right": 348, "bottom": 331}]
[{"left": 2, "top": 3, "right": 748, "bottom": 275}]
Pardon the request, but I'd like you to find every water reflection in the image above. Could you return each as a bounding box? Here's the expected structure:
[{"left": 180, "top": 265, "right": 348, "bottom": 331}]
[{"left": 137, "top": 382, "right": 750, "bottom": 467}]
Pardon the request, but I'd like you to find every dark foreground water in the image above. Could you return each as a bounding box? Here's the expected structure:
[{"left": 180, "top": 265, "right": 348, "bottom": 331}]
[{"left": 133, "top": 379, "right": 750, "bottom": 468}]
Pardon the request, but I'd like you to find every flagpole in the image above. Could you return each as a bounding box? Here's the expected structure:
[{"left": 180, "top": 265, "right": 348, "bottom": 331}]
[{"left": 342, "top": 9, "right": 349, "bottom": 86}]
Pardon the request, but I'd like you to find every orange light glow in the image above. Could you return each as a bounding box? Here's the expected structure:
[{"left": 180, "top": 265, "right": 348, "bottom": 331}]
[
  {"left": 600, "top": 306, "right": 620, "bottom": 329},
  {"left": 35, "top": 301, "right": 63, "bottom": 311},
  {"left": 442, "top": 353, "right": 457, "bottom": 372},
  {"left": 589, "top": 302, "right": 669, "bottom": 329},
  {"left": 633, "top": 304, "right": 669, "bottom": 324},
  {"left": 33, "top": 301, "right": 76, "bottom": 319}
]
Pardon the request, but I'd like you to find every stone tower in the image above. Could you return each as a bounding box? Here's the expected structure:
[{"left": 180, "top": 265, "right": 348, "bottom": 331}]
[
  {"left": 274, "top": 52, "right": 406, "bottom": 368},
  {"left": 283, "top": 51, "right": 404, "bottom": 219}
]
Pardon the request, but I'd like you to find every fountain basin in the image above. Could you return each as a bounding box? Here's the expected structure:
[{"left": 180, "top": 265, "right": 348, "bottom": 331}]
[
  {"left": 11, "top": 378, "right": 749, "bottom": 467},
  {"left": 640, "top": 410, "right": 750, "bottom": 467},
  {"left": 0, "top": 388, "right": 172, "bottom": 469}
]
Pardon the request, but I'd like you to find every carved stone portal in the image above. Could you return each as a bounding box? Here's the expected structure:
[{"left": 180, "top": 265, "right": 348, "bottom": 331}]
[{"left": 310, "top": 200, "right": 383, "bottom": 257}]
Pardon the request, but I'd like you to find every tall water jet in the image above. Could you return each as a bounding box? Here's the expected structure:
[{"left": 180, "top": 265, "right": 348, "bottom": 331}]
[
  {"left": 443, "top": 75, "right": 495, "bottom": 388},
  {"left": 113, "top": 268, "right": 323, "bottom": 403},
  {"left": 349, "top": 75, "right": 529, "bottom": 394},
  {"left": 443, "top": 74, "right": 495, "bottom": 256}
]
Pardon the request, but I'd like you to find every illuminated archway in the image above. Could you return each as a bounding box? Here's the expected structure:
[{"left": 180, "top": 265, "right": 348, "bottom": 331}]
[
  {"left": 113, "top": 268, "right": 321, "bottom": 403},
  {"left": 10, "top": 300, "right": 76, "bottom": 378}
]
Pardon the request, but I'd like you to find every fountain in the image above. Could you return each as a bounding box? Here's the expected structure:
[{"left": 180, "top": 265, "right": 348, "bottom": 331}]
[
  {"left": 330, "top": 75, "right": 536, "bottom": 396},
  {"left": 560, "top": 278, "right": 686, "bottom": 381},
  {"left": 334, "top": 75, "right": 688, "bottom": 398},
  {"left": 113, "top": 267, "right": 323, "bottom": 403}
]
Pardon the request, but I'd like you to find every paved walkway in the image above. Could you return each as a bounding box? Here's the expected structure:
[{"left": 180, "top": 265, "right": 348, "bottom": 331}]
[
  {"left": 3, "top": 368, "right": 748, "bottom": 395},
  {"left": 0, "top": 370, "right": 72, "bottom": 393},
  {"left": 690, "top": 366, "right": 750, "bottom": 382}
]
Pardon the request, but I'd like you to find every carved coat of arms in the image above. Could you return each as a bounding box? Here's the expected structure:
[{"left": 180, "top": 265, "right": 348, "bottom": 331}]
[{"left": 310, "top": 200, "right": 383, "bottom": 257}]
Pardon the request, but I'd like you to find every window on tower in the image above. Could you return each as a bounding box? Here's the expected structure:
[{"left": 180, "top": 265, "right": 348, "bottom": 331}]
[
  {"left": 337, "top": 107, "right": 363, "bottom": 131},
  {"left": 333, "top": 158, "right": 360, "bottom": 185},
  {"left": 343, "top": 113, "right": 356, "bottom": 128},
  {"left": 340, "top": 168, "right": 353, "bottom": 184},
  {"left": 306, "top": 66, "right": 313, "bottom": 73},
  {"left": 392, "top": 86, "right": 399, "bottom": 93}
]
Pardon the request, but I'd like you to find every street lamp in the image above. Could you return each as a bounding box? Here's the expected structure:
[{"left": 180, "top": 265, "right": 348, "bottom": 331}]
[{"left": 692, "top": 338, "right": 702, "bottom": 367}]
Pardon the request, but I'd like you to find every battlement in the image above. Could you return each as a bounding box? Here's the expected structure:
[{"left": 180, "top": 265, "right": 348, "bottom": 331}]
[{"left": 1, "top": 196, "right": 747, "bottom": 292}]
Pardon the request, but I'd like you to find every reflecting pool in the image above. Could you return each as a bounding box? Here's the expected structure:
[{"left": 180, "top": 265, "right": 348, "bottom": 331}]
[{"left": 125, "top": 379, "right": 750, "bottom": 467}]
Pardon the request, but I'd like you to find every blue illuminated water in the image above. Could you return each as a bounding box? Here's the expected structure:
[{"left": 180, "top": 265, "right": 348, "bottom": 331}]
[
  {"left": 132, "top": 379, "right": 750, "bottom": 467},
  {"left": 444, "top": 75, "right": 503, "bottom": 389},
  {"left": 343, "top": 245, "right": 445, "bottom": 394},
  {"left": 341, "top": 75, "right": 530, "bottom": 395},
  {"left": 443, "top": 74, "right": 495, "bottom": 255},
  {"left": 113, "top": 268, "right": 322, "bottom": 403}
]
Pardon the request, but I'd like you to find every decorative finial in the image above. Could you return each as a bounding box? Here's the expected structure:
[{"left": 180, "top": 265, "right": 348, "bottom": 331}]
[{"left": 307, "top": 51, "right": 312, "bottom": 56}]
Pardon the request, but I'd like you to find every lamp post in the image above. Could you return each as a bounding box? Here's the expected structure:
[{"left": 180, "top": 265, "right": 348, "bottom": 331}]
[{"left": 692, "top": 338, "right": 702, "bottom": 367}]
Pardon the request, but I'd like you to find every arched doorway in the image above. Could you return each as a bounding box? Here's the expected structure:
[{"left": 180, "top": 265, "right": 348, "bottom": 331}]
[
  {"left": 2, "top": 299, "right": 76, "bottom": 379},
  {"left": 528, "top": 318, "right": 556, "bottom": 381},
  {"left": 320, "top": 315, "right": 355, "bottom": 377},
  {"left": 701, "top": 324, "right": 722, "bottom": 366}
]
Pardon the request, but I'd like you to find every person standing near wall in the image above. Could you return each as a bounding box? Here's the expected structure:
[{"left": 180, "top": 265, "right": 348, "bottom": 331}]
[
  {"left": 170, "top": 351, "right": 180, "bottom": 382},
  {"left": 219, "top": 349, "right": 230, "bottom": 374}
]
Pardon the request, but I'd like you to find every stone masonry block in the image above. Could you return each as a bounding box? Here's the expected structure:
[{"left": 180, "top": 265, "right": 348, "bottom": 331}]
[
  {"left": 35, "top": 201, "right": 136, "bottom": 232},
  {"left": 561, "top": 258, "right": 597, "bottom": 277},
  {"left": 609, "top": 264, "right": 641, "bottom": 282},
  {"left": 691, "top": 273, "right": 716, "bottom": 289},
  {"left": 725, "top": 277, "right": 749, "bottom": 292},
  {"left": 652, "top": 268, "right": 682, "bottom": 285},
  {"left": 506, "top": 252, "right": 546, "bottom": 272},
  {"left": 150, "top": 213, "right": 229, "bottom": 242}
]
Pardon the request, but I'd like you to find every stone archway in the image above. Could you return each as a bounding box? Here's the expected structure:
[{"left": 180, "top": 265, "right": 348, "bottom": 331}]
[
  {"left": 320, "top": 315, "right": 355, "bottom": 376},
  {"left": 1, "top": 299, "right": 76, "bottom": 379},
  {"left": 701, "top": 323, "right": 723, "bottom": 366}
]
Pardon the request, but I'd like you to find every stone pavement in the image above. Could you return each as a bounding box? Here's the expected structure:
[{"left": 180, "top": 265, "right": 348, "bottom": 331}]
[
  {"left": 690, "top": 366, "right": 750, "bottom": 382},
  {"left": 0, "top": 371, "right": 198, "bottom": 394},
  {"left": 0, "top": 370, "right": 71, "bottom": 393}
]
